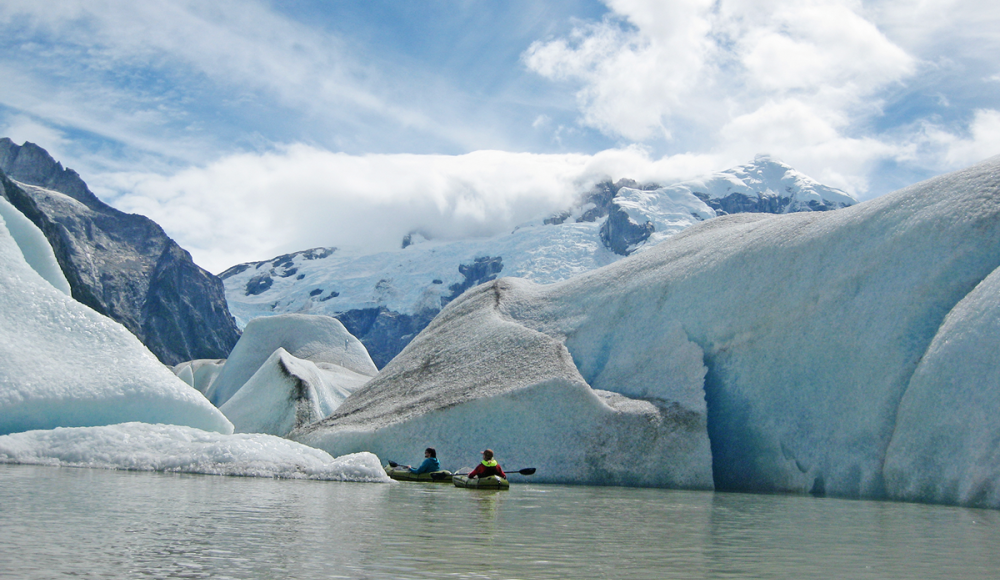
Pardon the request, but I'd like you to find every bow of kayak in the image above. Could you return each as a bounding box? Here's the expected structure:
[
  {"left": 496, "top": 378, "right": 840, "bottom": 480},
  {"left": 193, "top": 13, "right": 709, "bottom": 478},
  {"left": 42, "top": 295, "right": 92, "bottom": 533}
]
[
  {"left": 384, "top": 465, "right": 453, "bottom": 482},
  {"left": 453, "top": 474, "right": 509, "bottom": 489}
]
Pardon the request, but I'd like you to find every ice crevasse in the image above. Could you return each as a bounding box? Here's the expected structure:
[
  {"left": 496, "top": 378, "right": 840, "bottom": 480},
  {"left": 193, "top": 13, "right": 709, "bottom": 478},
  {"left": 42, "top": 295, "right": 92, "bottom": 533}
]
[{"left": 296, "top": 156, "right": 1000, "bottom": 507}]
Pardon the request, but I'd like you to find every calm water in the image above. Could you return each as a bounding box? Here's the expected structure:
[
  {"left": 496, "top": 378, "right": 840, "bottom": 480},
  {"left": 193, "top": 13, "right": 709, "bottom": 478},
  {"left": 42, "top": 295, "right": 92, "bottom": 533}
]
[{"left": 2, "top": 464, "right": 998, "bottom": 580}]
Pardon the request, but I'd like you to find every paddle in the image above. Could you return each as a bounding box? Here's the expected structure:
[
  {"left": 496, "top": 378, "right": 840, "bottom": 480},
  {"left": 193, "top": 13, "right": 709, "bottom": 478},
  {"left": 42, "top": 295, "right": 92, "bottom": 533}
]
[{"left": 455, "top": 468, "right": 536, "bottom": 478}]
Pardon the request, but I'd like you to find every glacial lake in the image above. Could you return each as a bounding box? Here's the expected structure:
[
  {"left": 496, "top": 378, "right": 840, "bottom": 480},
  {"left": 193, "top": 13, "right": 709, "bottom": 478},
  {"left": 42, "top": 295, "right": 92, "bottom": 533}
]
[{"left": 2, "top": 464, "right": 998, "bottom": 580}]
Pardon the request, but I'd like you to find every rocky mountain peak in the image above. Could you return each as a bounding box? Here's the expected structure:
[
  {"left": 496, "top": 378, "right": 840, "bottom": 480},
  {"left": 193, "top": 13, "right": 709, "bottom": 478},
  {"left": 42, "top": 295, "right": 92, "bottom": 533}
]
[
  {"left": 0, "top": 138, "right": 100, "bottom": 208},
  {"left": 0, "top": 138, "right": 240, "bottom": 365}
]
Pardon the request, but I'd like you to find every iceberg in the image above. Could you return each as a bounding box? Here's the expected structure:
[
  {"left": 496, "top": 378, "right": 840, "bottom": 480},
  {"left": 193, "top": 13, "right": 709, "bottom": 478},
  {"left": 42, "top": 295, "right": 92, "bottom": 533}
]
[
  {"left": 0, "top": 196, "right": 70, "bottom": 294},
  {"left": 0, "top": 422, "right": 390, "bottom": 482},
  {"left": 0, "top": 210, "right": 233, "bottom": 436},
  {"left": 298, "top": 156, "right": 1000, "bottom": 505},
  {"left": 172, "top": 358, "right": 227, "bottom": 394},
  {"left": 293, "top": 277, "right": 714, "bottom": 488},
  {"left": 220, "top": 347, "right": 371, "bottom": 436},
  {"left": 205, "top": 313, "right": 377, "bottom": 407},
  {"left": 883, "top": 264, "right": 1000, "bottom": 507}
]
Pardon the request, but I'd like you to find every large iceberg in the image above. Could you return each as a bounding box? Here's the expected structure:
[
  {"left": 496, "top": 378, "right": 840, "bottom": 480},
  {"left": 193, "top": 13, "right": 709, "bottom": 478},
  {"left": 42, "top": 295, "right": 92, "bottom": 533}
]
[
  {"left": 883, "top": 264, "right": 1000, "bottom": 507},
  {"left": 205, "top": 313, "right": 378, "bottom": 407},
  {"left": 220, "top": 347, "right": 372, "bottom": 436},
  {"left": 294, "top": 276, "right": 714, "bottom": 488},
  {"left": 297, "top": 156, "right": 1000, "bottom": 506},
  {"left": 0, "top": 422, "right": 390, "bottom": 482},
  {"left": 0, "top": 210, "right": 233, "bottom": 436}
]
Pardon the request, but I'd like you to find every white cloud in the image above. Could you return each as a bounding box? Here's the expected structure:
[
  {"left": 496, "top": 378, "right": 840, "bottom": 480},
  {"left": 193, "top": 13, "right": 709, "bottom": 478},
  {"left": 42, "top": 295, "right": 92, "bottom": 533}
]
[
  {"left": 523, "top": 0, "right": 715, "bottom": 141},
  {"left": 525, "top": 0, "right": 916, "bottom": 144},
  {"left": 0, "top": 116, "right": 71, "bottom": 161},
  {"left": 100, "top": 145, "right": 719, "bottom": 274},
  {"left": 922, "top": 109, "right": 1000, "bottom": 169},
  {"left": 0, "top": 0, "right": 487, "bottom": 163},
  {"left": 520, "top": 0, "right": 1000, "bottom": 196}
]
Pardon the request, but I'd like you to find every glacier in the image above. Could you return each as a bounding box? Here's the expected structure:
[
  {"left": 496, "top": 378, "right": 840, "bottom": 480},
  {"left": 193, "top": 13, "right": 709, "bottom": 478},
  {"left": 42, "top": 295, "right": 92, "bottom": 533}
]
[
  {"left": 0, "top": 422, "right": 390, "bottom": 482},
  {"left": 296, "top": 156, "right": 1000, "bottom": 507},
  {"left": 222, "top": 156, "right": 856, "bottom": 368},
  {"left": 0, "top": 210, "right": 233, "bottom": 436}
]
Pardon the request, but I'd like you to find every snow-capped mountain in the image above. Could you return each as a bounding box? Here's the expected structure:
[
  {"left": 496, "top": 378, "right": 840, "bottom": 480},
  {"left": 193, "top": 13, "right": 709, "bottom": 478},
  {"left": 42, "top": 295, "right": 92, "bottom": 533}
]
[{"left": 222, "top": 156, "right": 857, "bottom": 367}]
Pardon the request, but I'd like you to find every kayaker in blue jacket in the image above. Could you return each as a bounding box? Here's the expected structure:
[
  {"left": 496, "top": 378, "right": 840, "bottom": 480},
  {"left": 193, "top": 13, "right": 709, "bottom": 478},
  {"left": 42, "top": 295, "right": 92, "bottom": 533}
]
[{"left": 408, "top": 448, "right": 441, "bottom": 474}]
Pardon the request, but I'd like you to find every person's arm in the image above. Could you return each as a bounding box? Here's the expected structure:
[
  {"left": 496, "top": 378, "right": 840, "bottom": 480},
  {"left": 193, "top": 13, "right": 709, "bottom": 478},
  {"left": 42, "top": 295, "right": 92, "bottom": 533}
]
[
  {"left": 496, "top": 465, "right": 506, "bottom": 479},
  {"left": 467, "top": 464, "right": 484, "bottom": 478},
  {"left": 409, "top": 458, "right": 432, "bottom": 474}
]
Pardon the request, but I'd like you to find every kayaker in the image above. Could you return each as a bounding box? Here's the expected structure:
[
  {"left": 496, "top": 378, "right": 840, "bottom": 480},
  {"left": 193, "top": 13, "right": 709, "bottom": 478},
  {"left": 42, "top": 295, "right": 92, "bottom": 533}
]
[
  {"left": 408, "top": 448, "right": 442, "bottom": 474},
  {"left": 467, "top": 449, "right": 506, "bottom": 479}
]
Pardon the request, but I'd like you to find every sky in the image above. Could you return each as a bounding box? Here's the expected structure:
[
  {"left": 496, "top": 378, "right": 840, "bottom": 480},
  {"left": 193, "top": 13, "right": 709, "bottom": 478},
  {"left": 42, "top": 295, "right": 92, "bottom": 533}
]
[{"left": 1, "top": 0, "right": 998, "bottom": 273}]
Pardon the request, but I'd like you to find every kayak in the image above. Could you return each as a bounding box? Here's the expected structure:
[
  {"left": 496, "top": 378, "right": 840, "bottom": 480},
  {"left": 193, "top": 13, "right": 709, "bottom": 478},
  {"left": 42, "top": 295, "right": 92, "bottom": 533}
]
[
  {"left": 384, "top": 465, "right": 453, "bottom": 482},
  {"left": 452, "top": 474, "right": 509, "bottom": 490}
]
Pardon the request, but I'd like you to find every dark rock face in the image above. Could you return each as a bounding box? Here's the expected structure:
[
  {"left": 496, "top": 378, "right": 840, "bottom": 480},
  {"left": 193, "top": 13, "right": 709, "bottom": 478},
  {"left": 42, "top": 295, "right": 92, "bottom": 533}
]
[
  {"left": 0, "top": 138, "right": 98, "bottom": 207},
  {"left": 600, "top": 204, "right": 655, "bottom": 256},
  {"left": 693, "top": 192, "right": 793, "bottom": 215},
  {"left": 549, "top": 178, "right": 661, "bottom": 255},
  {"left": 445, "top": 256, "right": 503, "bottom": 306},
  {"left": 334, "top": 307, "right": 439, "bottom": 369},
  {"left": 579, "top": 178, "right": 658, "bottom": 223},
  {"left": 0, "top": 140, "right": 240, "bottom": 365}
]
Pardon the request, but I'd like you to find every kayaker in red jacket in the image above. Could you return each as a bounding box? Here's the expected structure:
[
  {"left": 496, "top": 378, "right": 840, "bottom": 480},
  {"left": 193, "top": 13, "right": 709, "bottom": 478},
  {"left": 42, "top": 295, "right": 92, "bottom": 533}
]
[{"left": 467, "top": 449, "right": 506, "bottom": 479}]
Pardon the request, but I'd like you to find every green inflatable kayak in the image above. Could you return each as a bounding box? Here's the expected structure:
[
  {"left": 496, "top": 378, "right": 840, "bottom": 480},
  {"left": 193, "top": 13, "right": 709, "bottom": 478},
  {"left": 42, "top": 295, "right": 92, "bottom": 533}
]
[
  {"left": 384, "top": 465, "right": 453, "bottom": 482},
  {"left": 452, "top": 474, "right": 510, "bottom": 489}
]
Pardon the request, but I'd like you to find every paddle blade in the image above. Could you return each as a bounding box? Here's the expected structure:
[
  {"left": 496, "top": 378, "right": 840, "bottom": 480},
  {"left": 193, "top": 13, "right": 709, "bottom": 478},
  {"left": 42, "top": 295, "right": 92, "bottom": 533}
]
[
  {"left": 388, "top": 461, "right": 399, "bottom": 468},
  {"left": 513, "top": 468, "right": 536, "bottom": 475}
]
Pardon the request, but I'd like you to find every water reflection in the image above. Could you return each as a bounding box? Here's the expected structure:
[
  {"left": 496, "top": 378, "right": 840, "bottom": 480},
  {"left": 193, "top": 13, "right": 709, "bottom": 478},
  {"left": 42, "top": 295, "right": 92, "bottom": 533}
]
[{"left": 1, "top": 464, "right": 998, "bottom": 580}]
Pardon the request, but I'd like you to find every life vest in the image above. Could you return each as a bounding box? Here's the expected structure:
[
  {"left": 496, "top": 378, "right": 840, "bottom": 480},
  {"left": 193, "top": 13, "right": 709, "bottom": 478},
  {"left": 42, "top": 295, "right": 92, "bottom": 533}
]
[{"left": 479, "top": 459, "right": 501, "bottom": 477}]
